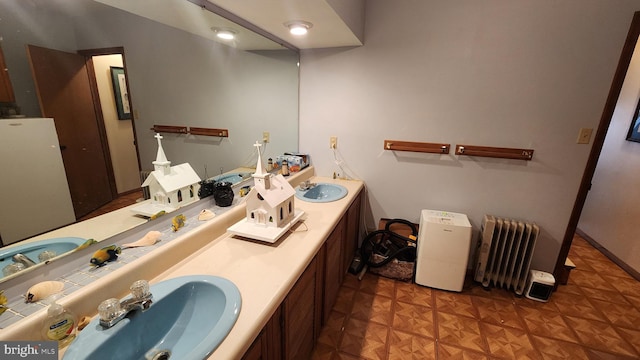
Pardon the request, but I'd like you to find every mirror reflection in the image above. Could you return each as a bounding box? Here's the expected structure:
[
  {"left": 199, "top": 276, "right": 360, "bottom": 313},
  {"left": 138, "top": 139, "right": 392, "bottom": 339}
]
[{"left": 0, "top": 0, "right": 299, "bottom": 281}]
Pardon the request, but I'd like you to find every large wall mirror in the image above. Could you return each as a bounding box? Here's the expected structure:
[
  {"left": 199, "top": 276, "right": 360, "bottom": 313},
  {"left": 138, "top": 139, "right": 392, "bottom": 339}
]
[{"left": 0, "top": 0, "right": 299, "bottom": 282}]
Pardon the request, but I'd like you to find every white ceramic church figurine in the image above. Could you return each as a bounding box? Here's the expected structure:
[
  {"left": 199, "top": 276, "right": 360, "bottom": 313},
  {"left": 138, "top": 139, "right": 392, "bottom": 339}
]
[
  {"left": 227, "top": 141, "right": 304, "bottom": 242},
  {"left": 131, "top": 133, "right": 201, "bottom": 217}
]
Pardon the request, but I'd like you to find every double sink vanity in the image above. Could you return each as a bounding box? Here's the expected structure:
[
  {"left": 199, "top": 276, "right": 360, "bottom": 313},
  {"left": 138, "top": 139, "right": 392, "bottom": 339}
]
[{"left": 0, "top": 166, "right": 364, "bottom": 360}]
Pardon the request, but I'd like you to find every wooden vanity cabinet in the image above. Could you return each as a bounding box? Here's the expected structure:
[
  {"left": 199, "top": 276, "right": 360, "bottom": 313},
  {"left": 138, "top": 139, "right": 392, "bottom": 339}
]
[
  {"left": 343, "top": 191, "right": 362, "bottom": 276},
  {"left": 242, "top": 189, "right": 362, "bottom": 360},
  {"left": 322, "top": 217, "right": 345, "bottom": 324}
]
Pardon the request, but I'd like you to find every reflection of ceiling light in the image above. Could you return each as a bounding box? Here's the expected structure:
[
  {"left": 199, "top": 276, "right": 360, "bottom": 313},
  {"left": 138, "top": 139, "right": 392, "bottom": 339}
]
[
  {"left": 284, "top": 21, "right": 313, "bottom": 36},
  {"left": 212, "top": 27, "right": 237, "bottom": 40}
]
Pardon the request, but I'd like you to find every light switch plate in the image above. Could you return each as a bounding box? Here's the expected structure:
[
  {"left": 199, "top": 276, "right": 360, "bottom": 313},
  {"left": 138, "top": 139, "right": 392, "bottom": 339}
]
[{"left": 577, "top": 128, "right": 593, "bottom": 144}]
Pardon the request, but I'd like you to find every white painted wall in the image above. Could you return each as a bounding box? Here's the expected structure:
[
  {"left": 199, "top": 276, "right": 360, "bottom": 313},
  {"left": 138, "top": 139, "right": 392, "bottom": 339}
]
[
  {"left": 93, "top": 54, "right": 140, "bottom": 194},
  {"left": 578, "top": 40, "right": 640, "bottom": 274},
  {"left": 299, "top": 0, "right": 640, "bottom": 272}
]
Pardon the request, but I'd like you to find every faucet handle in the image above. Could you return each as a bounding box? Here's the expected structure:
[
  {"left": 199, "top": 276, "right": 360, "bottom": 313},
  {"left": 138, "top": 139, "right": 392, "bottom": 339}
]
[
  {"left": 98, "top": 298, "right": 122, "bottom": 322},
  {"left": 130, "top": 280, "right": 150, "bottom": 299}
]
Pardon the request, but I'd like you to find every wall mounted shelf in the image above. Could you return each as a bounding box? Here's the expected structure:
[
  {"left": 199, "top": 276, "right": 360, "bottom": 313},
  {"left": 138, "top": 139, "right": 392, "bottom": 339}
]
[
  {"left": 149, "top": 125, "right": 229, "bottom": 137},
  {"left": 455, "top": 144, "right": 534, "bottom": 161},
  {"left": 384, "top": 140, "right": 450, "bottom": 154},
  {"left": 150, "top": 125, "right": 188, "bottom": 134},
  {"left": 188, "top": 127, "right": 229, "bottom": 137}
]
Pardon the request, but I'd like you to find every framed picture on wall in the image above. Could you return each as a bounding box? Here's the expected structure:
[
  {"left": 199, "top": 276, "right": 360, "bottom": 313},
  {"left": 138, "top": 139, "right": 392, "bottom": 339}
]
[{"left": 110, "top": 66, "right": 131, "bottom": 120}]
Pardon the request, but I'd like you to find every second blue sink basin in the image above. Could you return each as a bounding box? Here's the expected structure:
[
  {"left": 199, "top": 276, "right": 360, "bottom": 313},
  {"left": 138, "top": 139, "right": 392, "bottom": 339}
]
[
  {"left": 295, "top": 183, "right": 348, "bottom": 203},
  {"left": 63, "top": 275, "right": 241, "bottom": 360}
]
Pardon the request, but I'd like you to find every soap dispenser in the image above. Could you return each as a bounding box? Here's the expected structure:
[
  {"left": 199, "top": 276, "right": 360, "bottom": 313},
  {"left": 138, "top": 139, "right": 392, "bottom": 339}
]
[{"left": 42, "top": 301, "right": 77, "bottom": 347}]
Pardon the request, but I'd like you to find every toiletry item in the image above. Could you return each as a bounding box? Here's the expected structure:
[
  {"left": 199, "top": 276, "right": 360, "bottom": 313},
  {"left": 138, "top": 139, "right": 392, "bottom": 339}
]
[
  {"left": 267, "top": 158, "right": 273, "bottom": 171},
  {"left": 281, "top": 159, "right": 289, "bottom": 176},
  {"left": 90, "top": 245, "right": 122, "bottom": 267},
  {"left": 25, "top": 280, "right": 65, "bottom": 303},
  {"left": 42, "top": 301, "right": 76, "bottom": 347}
]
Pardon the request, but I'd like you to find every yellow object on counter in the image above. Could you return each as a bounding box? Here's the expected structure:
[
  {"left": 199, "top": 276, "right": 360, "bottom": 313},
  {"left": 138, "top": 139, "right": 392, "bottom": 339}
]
[
  {"left": 90, "top": 245, "right": 122, "bottom": 267},
  {"left": 171, "top": 214, "right": 187, "bottom": 232}
]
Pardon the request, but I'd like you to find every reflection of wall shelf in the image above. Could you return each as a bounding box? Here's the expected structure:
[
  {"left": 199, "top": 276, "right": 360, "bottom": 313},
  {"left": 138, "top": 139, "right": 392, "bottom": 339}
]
[
  {"left": 188, "top": 127, "right": 229, "bottom": 137},
  {"left": 455, "top": 144, "right": 534, "bottom": 161},
  {"left": 384, "top": 140, "right": 450, "bottom": 154},
  {"left": 149, "top": 125, "right": 229, "bottom": 137},
  {"left": 150, "top": 125, "right": 188, "bottom": 134}
]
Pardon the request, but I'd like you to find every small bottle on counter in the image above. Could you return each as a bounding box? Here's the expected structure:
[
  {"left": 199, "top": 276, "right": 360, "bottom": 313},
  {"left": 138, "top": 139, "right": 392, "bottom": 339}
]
[
  {"left": 281, "top": 159, "right": 289, "bottom": 176},
  {"left": 267, "top": 158, "right": 273, "bottom": 171},
  {"left": 42, "top": 301, "right": 77, "bottom": 348}
]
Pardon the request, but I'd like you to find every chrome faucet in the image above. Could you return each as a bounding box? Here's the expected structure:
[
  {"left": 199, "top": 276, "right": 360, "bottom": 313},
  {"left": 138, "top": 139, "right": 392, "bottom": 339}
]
[
  {"left": 12, "top": 253, "right": 36, "bottom": 268},
  {"left": 299, "top": 180, "right": 316, "bottom": 191},
  {"left": 98, "top": 280, "right": 153, "bottom": 328}
]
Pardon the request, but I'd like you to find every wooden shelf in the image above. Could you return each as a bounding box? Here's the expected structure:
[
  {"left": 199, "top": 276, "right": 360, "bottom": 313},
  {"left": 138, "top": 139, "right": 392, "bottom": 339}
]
[
  {"left": 188, "top": 127, "right": 229, "bottom": 137},
  {"left": 149, "top": 125, "right": 229, "bottom": 137},
  {"left": 150, "top": 125, "right": 188, "bottom": 134},
  {"left": 384, "top": 140, "right": 450, "bottom": 154},
  {"left": 455, "top": 144, "right": 534, "bottom": 160}
]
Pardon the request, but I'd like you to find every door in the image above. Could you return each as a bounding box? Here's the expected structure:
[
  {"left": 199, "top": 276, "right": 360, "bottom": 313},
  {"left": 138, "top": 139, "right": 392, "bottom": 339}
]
[{"left": 27, "top": 45, "right": 116, "bottom": 218}]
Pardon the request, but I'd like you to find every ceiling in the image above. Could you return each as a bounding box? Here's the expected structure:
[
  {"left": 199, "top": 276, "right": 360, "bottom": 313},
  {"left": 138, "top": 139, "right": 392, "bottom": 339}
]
[
  {"left": 207, "top": 0, "right": 364, "bottom": 49},
  {"left": 95, "top": 0, "right": 363, "bottom": 50}
]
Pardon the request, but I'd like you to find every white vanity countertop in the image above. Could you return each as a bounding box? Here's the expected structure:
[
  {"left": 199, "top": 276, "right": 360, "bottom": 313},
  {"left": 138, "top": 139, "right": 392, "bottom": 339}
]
[
  {"left": 152, "top": 176, "right": 364, "bottom": 360},
  {"left": 0, "top": 167, "right": 363, "bottom": 360}
]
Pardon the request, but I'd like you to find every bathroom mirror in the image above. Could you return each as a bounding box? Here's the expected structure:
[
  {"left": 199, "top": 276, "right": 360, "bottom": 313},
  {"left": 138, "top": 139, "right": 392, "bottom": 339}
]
[{"left": 0, "top": 0, "right": 299, "bottom": 282}]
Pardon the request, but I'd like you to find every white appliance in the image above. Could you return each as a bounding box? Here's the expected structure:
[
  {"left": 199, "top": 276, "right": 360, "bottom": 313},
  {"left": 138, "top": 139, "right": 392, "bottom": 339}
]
[
  {"left": 415, "top": 210, "right": 472, "bottom": 292},
  {"left": 0, "top": 118, "right": 75, "bottom": 245},
  {"left": 525, "top": 270, "right": 555, "bottom": 302}
]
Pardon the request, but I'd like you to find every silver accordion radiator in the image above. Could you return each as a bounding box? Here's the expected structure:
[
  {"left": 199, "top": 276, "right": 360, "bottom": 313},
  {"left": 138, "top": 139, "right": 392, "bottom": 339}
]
[{"left": 474, "top": 215, "right": 539, "bottom": 295}]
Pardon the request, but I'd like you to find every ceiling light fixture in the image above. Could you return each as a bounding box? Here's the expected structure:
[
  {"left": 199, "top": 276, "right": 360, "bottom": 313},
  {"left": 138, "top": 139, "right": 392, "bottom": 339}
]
[
  {"left": 212, "top": 27, "right": 237, "bottom": 40},
  {"left": 284, "top": 21, "right": 313, "bottom": 36}
]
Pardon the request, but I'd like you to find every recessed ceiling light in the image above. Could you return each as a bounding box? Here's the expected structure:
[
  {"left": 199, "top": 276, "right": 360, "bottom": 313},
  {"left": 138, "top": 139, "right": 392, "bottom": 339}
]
[
  {"left": 284, "top": 21, "right": 313, "bottom": 36},
  {"left": 212, "top": 27, "right": 237, "bottom": 40}
]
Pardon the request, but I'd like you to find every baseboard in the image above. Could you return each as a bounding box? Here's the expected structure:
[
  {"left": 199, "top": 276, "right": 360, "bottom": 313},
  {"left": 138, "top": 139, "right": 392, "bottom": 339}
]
[{"left": 575, "top": 228, "right": 640, "bottom": 281}]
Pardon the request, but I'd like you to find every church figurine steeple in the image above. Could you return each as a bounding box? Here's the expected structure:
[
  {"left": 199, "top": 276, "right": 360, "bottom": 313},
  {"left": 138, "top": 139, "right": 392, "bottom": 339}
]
[
  {"left": 152, "top": 133, "right": 171, "bottom": 176},
  {"left": 252, "top": 141, "right": 271, "bottom": 189}
]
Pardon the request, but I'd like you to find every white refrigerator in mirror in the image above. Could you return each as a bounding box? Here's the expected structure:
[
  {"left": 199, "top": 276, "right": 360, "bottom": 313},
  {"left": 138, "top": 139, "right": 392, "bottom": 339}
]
[
  {"left": 0, "top": 118, "right": 75, "bottom": 245},
  {"left": 415, "top": 210, "right": 472, "bottom": 292}
]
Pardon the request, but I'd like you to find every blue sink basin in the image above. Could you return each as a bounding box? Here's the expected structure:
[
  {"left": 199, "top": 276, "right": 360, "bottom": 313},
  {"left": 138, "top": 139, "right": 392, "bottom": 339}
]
[
  {"left": 0, "top": 237, "right": 85, "bottom": 278},
  {"left": 63, "top": 275, "right": 241, "bottom": 360},
  {"left": 295, "top": 183, "right": 348, "bottom": 203},
  {"left": 213, "top": 172, "right": 250, "bottom": 185}
]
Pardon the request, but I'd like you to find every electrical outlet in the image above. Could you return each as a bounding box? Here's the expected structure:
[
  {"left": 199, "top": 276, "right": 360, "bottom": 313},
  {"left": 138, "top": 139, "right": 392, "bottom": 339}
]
[
  {"left": 577, "top": 128, "right": 593, "bottom": 144},
  {"left": 262, "top": 131, "right": 270, "bottom": 143},
  {"left": 330, "top": 136, "right": 338, "bottom": 149}
]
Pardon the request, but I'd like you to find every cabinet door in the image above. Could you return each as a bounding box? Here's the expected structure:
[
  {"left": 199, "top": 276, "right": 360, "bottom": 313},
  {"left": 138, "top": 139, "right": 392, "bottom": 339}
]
[
  {"left": 242, "top": 331, "right": 263, "bottom": 360},
  {"left": 0, "top": 45, "right": 15, "bottom": 103},
  {"left": 242, "top": 307, "right": 282, "bottom": 360},
  {"left": 283, "top": 257, "right": 319, "bottom": 360},
  {"left": 323, "top": 217, "right": 345, "bottom": 324},
  {"left": 343, "top": 191, "right": 362, "bottom": 274}
]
